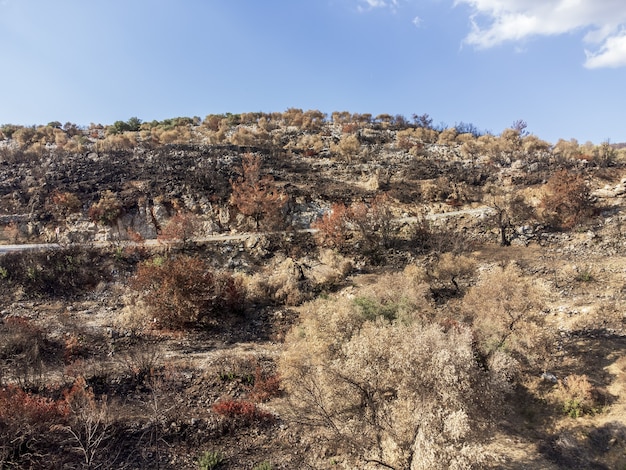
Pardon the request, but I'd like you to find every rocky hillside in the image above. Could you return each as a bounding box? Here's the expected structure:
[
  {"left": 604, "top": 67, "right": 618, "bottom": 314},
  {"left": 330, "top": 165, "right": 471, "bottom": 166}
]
[
  {"left": 0, "top": 113, "right": 624, "bottom": 246},
  {"left": 1, "top": 112, "right": 626, "bottom": 469}
]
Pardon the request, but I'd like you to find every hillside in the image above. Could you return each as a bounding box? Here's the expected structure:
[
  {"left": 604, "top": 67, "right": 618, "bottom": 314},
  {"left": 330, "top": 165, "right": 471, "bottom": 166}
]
[{"left": 1, "top": 111, "right": 626, "bottom": 469}]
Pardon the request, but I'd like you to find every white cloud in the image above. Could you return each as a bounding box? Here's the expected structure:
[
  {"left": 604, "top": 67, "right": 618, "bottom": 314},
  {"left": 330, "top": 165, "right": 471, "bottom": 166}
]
[
  {"left": 455, "top": 0, "right": 626, "bottom": 68},
  {"left": 585, "top": 31, "right": 626, "bottom": 68},
  {"left": 412, "top": 16, "right": 422, "bottom": 27},
  {"left": 358, "top": 0, "right": 398, "bottom": 11}
]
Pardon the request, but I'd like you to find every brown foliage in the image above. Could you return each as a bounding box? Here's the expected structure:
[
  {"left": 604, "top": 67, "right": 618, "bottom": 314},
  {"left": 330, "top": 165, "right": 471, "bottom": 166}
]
[
  {"left": 157, "top": 212, "right": 200, "bottom": 246},
  {"left": 62, "top": 376, "right": 111, "bottom": 467},
  {"left": 354, "top": 193, "right": 395, "bottom": 250},
  {"left": 88, "top": 190, "right": 122, "bottom": 226},
  {"left": 249, "top": 365, "right": 281, "bottom": 403},
  {"left": 130, "top": 255, "right": 245, "bottom": 329},
  {"left": 230, "top": 154, "right": 288, "bottom": 230},
  {"left": 48, "top": 190, "right": 82, "bottom": 218},
  {"left": 312, "top": 194, "right": 395, "bottom": 256},
  {"left": 539, "top": 170, "right": 593, "bottom": 230},
  {"left": 311, "top": 203, "right": 351, "bottom": 250},
  {"left": 0, "top": 316, "right": 48, "bottom": 387}
]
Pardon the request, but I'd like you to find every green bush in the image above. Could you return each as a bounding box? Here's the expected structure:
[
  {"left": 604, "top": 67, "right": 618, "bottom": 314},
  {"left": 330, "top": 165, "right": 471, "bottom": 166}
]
[
  {"left": 353, "top": 296, "right": 398, "bottom": 322},
  {"left": 555, "top": 374, "right": 598, "bottom": 418},
  {"left": 197, "top": 450, "right": 223, "bottom": 470},
  {"left": 253, "top": 462, "right": 272, "bottom": 470}
]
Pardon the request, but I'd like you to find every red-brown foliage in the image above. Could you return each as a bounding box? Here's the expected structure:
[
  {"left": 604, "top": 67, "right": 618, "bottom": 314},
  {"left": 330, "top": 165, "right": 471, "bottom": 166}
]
[
  {"left": 211, "top": 399, "right": 274, "bottom": 424},
  {"left": 62, "top": 376, "right": 98, "bottom": 415},
  {"left": 49, "top": 190, "right": 82, "bottom": 217},
  {"left": 0, "top": 385, "right": 69, "bottom": 426},
  {"left": 311, "top": 203, "right": 351, "bottom": 250},
  {"left": 312, "top": 194, "right": 395, "bottom": 254},
  {"left": 230, "top": 153, "right": 287, "bottom": 230},
  {"left": 249, "top": 366, "right": 282, "bottom": 403},
  {"left": 131, "top": 255, "right": 245, "bottom": 329},
  {"left": 88, "top": 191, "right": 122, "bottom": 226},
  {"left": 540, "top": 170, "right": 593, "bottom": 230},
  {"left": 157, "top": 212, "right": 200, "bottom": 245},
  {"left": 0, "top": 385, "right": 69, "bottom": 463}
]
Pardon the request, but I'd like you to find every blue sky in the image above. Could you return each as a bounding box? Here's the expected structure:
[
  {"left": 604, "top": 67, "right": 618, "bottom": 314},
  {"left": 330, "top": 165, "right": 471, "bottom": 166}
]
[{"left": 1, "top": 0, "right": 625, "bottom": 144}]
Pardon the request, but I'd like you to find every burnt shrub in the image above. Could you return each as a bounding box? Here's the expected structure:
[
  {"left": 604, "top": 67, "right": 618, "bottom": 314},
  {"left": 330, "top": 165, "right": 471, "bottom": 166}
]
[
  {"left": 0, "top": 385, "right": 69, "bottom": 466},
  {"left": 0, "top": 316, "right": 63, "bottom": 388},
  {"left": 130, "top": 255, "right": 245, "bottom": 329},
  {"left": 0, "top": 247, "right": 109, "bottom": 298},
  {"left": 539, "top": 170, "right": 593, "bottom": 230}
]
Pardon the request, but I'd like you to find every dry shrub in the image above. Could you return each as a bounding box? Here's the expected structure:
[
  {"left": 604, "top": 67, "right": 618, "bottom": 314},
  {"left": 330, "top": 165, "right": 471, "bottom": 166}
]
[
  {"left": 211, "top": 353, "right": 258, "bottom": 385},
  {"left": 554, "top": 374, "right": 598, "bottom": 418},
  {"left": 461, "top": 263, "right": 552, "bottom": 370},
  {"left": 246, "top": 251, "right": 354, "bottom": 306},
  {"left": 425, "top": 253, "right": 477, "bottom": 297},
  {"left": 88, "top": 190, "right": 122, "bottom": 226},
  {"left": 130, "top": 255, "right": 245, "bottom": 329},
  {"left": 421, "top": 177, "right": 453, "bottom": 202},
  {"left": 244, "top": 256, "right": 307, "bottom": 306},
  {"left": 115, "top": 294, "right": 154, "bottom": 334},
  {"left": 119, "top": 342, "right": 163, "bottom": 384},
  {"left": 396, "top": 128, "right": 422, "bottom": 151},
  {"left": 287, "top": 133, "right": 325, "bottom": 156},
  {"left": 309, "top": 249, "right": 353, "bottom": 290},
  {"left": 437, "top": 127, "right": 458, "bottom": 145},
  {"left": 280, "top": 300, "right": 502, "bottom": 469},
  {"left": 331, "top": 134, "right": 360, "bottom": 161},
  {"left": 354, "top": 269, "right": 434, "bottom": 324},
  {"left": 0, "top": 316, "right": 58, "bottom": 388},
  {"left": 157, "top": 212, "right": 200, "bottom": 246},
  {"left": 98, "top": 132, "right": 137, "bottom": 152},
  {"left": 553, "top": 138, "right": 581, "bottom": 160},
  {"left": 539, "top": 170, "right": 593, "bottom": 230},
  {"left": 0, "top": 385, "right": 68, "bottom": 465}
]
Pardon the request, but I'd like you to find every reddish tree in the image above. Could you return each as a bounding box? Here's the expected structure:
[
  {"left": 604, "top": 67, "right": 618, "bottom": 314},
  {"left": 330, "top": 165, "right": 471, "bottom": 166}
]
[
  {"left": 230, "top": 154, "right": 287, "bottom": 230},
  {"left": 157, "top": 212, "right": 201, "bottom": 247},
  {"left": 312, "top": 194, "right": 395, "bottom": 254},
  {"left": 311, "top": 203, "right": 351, "bottom": 250}
]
